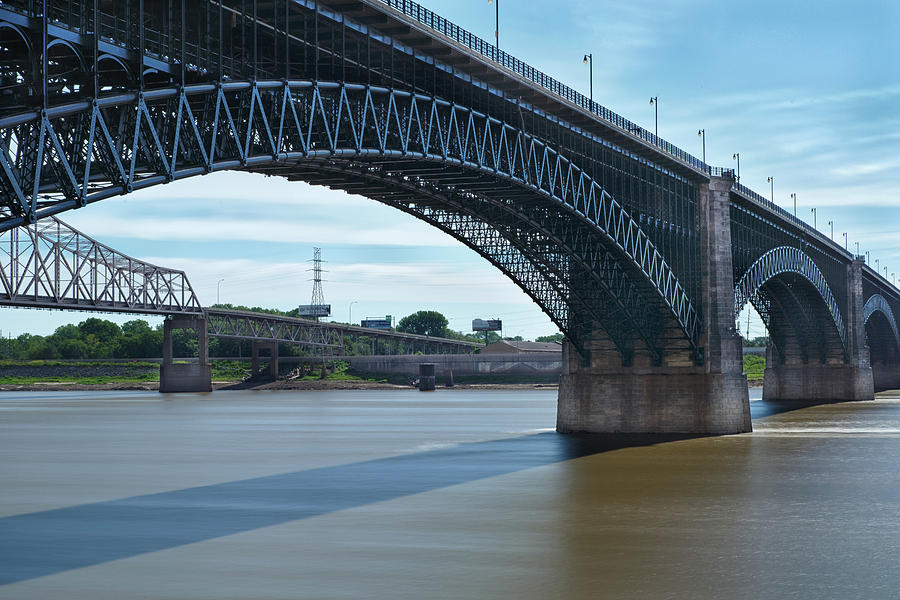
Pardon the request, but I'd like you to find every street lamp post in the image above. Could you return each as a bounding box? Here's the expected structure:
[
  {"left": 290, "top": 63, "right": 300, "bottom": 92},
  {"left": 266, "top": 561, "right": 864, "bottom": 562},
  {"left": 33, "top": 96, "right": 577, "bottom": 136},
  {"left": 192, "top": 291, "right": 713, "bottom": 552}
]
[
  {"left": 488, "top": 0, "right": 499, "bottom": 48},
  {"left": 828, "top": 220, "right": 833, "bottom": 240},
  {"left": 697, "top": 129, "right": 706, "bottom": 164},
  {"left": 732, "top": 153, "right": 740, "bottom": 181},
  {"left": 583, "top": 54, "right": 593, "bottom": 105},
  {"left": 856, "top": 241, "right": 860, "bottom": 258},
  {"left": 810, "top": 207, "right": 816, "bottom": 229},
  {"left": 349, "top": 301, "right": 358, "bottom": 325},
  {"left": 649, "top": 96, "right": 658, "bottom": 137},
  {"left": 876, "top": 258, "right": 880, "bottom": 273},
  {"left": 790, "top": 192, "right": 797, "bottom": 216},
  {"left": 843, "top": 232, "right": 848, "bottom": 251},
  {"left": 217, "top": 278, "right": 225, "bottom": 305},
  {"left": 866, "top": 251, "right": 870, "bottom": 264}
]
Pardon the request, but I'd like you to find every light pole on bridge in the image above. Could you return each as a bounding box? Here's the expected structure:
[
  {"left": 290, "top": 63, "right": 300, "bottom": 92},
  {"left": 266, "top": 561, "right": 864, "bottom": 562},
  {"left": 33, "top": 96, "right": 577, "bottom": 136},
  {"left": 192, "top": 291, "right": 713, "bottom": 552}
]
[
  {"left": 866, "top": 251, "right": 870, "bottom": 264},
  {"left": 649, "top": 96, "right": 658, "bottom": 137},
  {"left": 828, "top": 220, "right": 834, "bottom": 240},
  {"left": 810, "top": 207, "right": 816, "bottom": 229},
  {"left": 583, "top": 54, "right": 593, "bottom": 105},
  {"left": 488, "top": 0, "right": 499, "bottom": 49},
  {"left": 349, "top": 301, "right": 358, "bottom": 326},
  {"left": 856, "top": 241, "right": 860, "bottom": 258},
  {"left": 843, "top": 232, "right": 848, "bottom": 251},
  {"left": 876, "top": 258, "right": 880, "bottom": 272},
  {"left": 732, "top": 153, "right": 740, "bottom": 181},
  {"left": 697, "top": 129, "right": 706, "bottom": 165},
  {"left": 767, "top": 177, "right": 774, "bottom": 205},
  {"left": 790, "top": 192, "right": 797, "bottom": 217},
  {"left": 217, "top": 278, "right": 225, "bottom": 305}
]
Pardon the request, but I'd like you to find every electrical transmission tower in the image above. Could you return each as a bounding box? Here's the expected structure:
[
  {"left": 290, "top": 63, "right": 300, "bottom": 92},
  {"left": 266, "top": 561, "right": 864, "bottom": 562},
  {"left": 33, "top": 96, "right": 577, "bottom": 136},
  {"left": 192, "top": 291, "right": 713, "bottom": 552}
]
[{"left": 298, "top": 247, "right": 331, "bottom": 320}]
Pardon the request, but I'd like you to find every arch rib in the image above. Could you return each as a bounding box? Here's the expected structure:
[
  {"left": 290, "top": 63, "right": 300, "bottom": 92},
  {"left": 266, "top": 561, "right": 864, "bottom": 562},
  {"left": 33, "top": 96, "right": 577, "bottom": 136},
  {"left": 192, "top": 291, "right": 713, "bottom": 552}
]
[
  {"left": 863, "top": 294, "right": 900, "bottom": 352},
  {"left": 0, "top": 80, "right": 700, "bottom": 351},
  {"left": 734, "top": 245, "right": 846, "bottom": 350}
]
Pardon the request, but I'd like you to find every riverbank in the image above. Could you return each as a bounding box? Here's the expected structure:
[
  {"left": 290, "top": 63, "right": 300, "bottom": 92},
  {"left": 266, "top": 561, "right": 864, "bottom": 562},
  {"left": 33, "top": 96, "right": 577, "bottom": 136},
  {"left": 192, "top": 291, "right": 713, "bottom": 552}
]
[
  {"left": 0, "top": 378, "right": 764, "bottom": 392},
  {"left": 0, "top": 379, "right": 560, "bottom": 392}
]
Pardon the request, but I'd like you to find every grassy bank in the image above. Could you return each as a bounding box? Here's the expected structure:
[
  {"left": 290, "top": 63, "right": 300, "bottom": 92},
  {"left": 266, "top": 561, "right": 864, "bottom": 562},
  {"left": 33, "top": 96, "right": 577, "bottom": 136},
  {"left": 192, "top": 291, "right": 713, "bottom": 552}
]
[{"left": 744, "top": 354, "right": 765, "bottom": 381}]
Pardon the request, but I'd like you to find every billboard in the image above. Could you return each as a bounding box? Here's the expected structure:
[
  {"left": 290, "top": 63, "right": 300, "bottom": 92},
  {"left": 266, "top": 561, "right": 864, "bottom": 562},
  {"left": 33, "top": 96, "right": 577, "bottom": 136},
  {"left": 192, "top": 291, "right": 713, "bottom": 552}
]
[
  {"left": 361, "top": 317, "right": 392, "bottom": 330},
  {"left": 298, "top": 304, "right": 331, "bottom": 318},
  {"left": 472, "top": 319, "right": 502, "bottom": 332}
]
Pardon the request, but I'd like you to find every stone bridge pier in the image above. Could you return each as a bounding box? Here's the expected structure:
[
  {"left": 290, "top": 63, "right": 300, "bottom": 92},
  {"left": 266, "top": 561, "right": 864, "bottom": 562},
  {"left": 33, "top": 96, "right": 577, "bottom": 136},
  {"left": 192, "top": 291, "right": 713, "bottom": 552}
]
[
  {"left": 159, "top": 315, "right": 212, "bottom": 393},
  {"left": 558, "top": 176, "right": 751, "bottom": 434},
  {"left": 762, "top": 260, "right": 873, "bottom": 402}
]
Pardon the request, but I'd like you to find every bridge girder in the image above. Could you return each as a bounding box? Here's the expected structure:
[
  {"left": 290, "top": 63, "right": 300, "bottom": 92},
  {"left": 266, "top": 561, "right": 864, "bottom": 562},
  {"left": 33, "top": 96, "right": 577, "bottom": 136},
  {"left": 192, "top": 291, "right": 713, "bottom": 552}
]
[{"left": 0, "top": 215, "right": 201, "bottom": 314}]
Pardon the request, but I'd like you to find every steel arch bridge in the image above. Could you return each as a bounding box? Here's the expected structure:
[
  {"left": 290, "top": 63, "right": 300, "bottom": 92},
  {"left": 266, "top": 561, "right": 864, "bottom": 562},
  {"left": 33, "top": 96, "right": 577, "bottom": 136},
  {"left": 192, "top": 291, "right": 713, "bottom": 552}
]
[{"left": 1, "top": 0, "right": 899, "bottom": 430}]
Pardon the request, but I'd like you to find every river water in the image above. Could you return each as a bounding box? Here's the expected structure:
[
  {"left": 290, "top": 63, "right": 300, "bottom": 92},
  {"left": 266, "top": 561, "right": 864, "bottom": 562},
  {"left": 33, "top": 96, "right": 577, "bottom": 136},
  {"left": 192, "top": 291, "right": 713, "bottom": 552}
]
[{"left": 2, "top": 388, "right": 900, "bottom": 599}]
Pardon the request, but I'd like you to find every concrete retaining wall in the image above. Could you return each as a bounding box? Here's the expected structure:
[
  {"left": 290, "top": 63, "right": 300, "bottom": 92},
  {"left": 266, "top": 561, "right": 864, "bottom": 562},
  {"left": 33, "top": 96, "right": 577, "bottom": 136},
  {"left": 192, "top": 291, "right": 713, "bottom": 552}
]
[{"left": 337, "top": 352, "right": 562, "bottom": 377}]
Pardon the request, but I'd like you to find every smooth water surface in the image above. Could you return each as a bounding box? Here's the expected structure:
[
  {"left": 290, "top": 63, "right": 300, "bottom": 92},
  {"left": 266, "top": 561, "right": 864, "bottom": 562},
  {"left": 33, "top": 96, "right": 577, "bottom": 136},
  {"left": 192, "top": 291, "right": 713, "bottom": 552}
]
[{"left": 2, "top": 388, "right": 900, "bottom": 599}]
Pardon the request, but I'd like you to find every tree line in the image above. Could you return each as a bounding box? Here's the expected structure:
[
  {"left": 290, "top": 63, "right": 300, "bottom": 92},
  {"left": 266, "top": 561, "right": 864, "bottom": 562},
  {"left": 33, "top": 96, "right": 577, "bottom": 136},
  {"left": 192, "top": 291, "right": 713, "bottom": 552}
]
[{"left": 1, "top": 308, "right": 566, "bottom": 361}]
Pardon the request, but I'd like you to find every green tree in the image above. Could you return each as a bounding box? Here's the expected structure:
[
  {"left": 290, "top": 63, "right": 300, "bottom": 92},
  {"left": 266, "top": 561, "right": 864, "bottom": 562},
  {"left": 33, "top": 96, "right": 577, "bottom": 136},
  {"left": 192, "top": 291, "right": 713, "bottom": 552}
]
[
  {"left": 79, "top": 318, "right": 121, "bottom": 344},
  {"left": 397, "top": 310, "right": 449, "bottom": 337},
  {"left": 536, "top": 332, "right": 564, "bottom": 343}
]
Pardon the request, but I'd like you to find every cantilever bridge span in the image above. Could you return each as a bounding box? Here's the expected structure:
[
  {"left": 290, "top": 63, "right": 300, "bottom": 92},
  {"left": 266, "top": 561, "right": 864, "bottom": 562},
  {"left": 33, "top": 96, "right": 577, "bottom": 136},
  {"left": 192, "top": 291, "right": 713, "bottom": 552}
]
[{"left": 0, "top": 0, "right": 898, "bottom": 432}]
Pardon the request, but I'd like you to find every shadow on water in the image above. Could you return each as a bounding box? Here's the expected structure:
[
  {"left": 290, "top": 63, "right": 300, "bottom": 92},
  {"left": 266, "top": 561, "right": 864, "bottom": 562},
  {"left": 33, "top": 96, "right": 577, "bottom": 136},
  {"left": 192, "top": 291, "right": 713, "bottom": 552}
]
[
  {"left": 750, "top": 397, "right": 857, "bottom": 420},
  {"left": 0, "top": 431, "right": 700, "bottom": 586}
]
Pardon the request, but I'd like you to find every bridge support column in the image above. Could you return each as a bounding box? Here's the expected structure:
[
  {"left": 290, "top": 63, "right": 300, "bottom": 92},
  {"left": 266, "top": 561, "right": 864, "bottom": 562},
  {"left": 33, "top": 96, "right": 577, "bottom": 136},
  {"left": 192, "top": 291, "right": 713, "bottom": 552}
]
[
  {"left": 762, "top": 259, "right": 873, "bottom": 401},
  {"left": 159, "top": 315, "right": 212, "bottom": 393},
  {"left": 251, "top": 341, "right": 279, "bottom": 379},
  {"left": 558, "top": 175, "right": 750, "bottom": 434}
]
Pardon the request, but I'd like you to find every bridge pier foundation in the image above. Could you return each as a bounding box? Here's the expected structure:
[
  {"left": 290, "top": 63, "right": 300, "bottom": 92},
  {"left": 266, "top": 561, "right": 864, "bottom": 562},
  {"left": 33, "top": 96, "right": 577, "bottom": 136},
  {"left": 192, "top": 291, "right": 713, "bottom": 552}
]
[
  {"left": 557, "top": 175, "right": 751, "bottom": 434},
  {"left": 762, "top": 259, "right": 874, "bottom": 402},
  {"left": 873, "top": 363, "right": 900, "bottom": 392},
  {"left": 159, "top": 315, "right": 212, "bottom": 393},
  {"left": 558, "top": 348, "right": 750, "bottom": 434},
  {"left": 251, "top": 341, "right": 279, "bottom": 379}
]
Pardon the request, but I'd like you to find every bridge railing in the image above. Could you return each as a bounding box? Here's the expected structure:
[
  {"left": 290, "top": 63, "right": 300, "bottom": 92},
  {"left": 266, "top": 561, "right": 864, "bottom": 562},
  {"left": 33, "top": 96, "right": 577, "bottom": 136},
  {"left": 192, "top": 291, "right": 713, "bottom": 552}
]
[
  {"left": 377, "top": 0, "right": 708, "bottom": 174},
  {"left": 730, "top": 181, "right": 855, "bottom": 262}
]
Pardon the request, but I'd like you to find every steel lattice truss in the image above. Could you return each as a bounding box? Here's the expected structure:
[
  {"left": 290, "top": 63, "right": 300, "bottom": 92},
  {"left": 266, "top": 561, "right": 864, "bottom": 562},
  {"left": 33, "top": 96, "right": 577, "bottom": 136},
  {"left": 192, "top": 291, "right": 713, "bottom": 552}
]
[
  {"left": 206, "top": 309, "right": 344, "bottom": 351},
  {"left": 734, "top": 246, "right": 846, "bottom": 350},
  {"left": 0, "top": 216, "right": 201, "bottom": 314},
  {"left": 0, "top": 81, "right": 700, "bottom": 356},
  {"left": 286, "top": 161, "right": 672, "bottom": 361},
  {"left": 863, "top": 294, "right": 900, "bottom": 350},
  {"left": 205, "top": 308, "right": 480, "bottom": 355}
]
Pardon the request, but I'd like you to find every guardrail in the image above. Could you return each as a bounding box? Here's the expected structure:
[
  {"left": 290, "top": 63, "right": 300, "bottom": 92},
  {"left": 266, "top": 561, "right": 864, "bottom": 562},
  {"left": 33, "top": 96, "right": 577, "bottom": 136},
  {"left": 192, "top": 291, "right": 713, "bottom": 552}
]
[{"left": 376, "top": 0, "right": 709, "bottom": 173}]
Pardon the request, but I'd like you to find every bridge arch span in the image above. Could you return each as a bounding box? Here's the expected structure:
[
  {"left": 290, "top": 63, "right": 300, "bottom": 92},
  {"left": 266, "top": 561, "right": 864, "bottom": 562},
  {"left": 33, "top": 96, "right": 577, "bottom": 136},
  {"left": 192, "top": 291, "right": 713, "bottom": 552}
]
[
  {"left": 734, "top": 246, "right": 847, "bottom": 362},
  {"left": 0, "top": 80, "right": 701, "bottom": 359},
  {"left": 863, "top": 294, "right": 900, "bottom": 363}
]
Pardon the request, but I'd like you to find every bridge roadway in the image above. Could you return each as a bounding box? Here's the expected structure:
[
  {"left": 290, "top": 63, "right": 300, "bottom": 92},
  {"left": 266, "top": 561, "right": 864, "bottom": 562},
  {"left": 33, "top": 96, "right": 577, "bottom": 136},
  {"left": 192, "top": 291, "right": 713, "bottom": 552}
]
[{"left": 0, "top": 0, "right": 898, "bottom": 432}]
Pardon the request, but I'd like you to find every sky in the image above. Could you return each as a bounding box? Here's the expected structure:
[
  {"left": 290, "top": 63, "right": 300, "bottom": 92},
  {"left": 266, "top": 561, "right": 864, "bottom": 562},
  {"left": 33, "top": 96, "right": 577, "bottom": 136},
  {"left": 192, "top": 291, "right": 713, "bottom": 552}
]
[{"left": 2, "top": 0, "right": 898, "bottom": 342}]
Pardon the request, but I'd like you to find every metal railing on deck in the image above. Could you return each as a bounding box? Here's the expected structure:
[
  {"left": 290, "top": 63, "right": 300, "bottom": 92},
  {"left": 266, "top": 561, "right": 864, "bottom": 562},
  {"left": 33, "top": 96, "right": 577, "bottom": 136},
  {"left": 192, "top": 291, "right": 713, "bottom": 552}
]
[{"left": 376, "top": 0, "right": 710, "bottom": 173}]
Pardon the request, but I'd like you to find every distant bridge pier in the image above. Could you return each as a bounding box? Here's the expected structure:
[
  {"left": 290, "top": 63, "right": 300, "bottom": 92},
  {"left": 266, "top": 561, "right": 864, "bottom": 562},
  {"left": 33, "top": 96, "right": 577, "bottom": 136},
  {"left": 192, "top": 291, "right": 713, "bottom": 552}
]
[
  {"left": 251, "top": 341, "right": 280, "bottom": 379},
  {"left": 558, "top": 176, "right": 751, "bottom": 434},
  {"left": 159, "top": 316, "right": 212, "bottom": 393},
  {"left": 762, "top": 259, "right": 874, "bottom": 402}
]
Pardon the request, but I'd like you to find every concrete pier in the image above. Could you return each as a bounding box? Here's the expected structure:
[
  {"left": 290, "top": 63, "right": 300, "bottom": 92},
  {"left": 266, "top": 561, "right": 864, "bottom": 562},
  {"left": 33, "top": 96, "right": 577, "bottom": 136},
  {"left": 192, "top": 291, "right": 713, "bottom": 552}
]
[
  {"left": 159, "top": 315, "right": 212, "bottom": 393},
  {"left": 557, "top": 175, "right": 751, "bottom": 434},
  {"left": 251, "top": 341, "right": 279, "bottom": 379}
]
